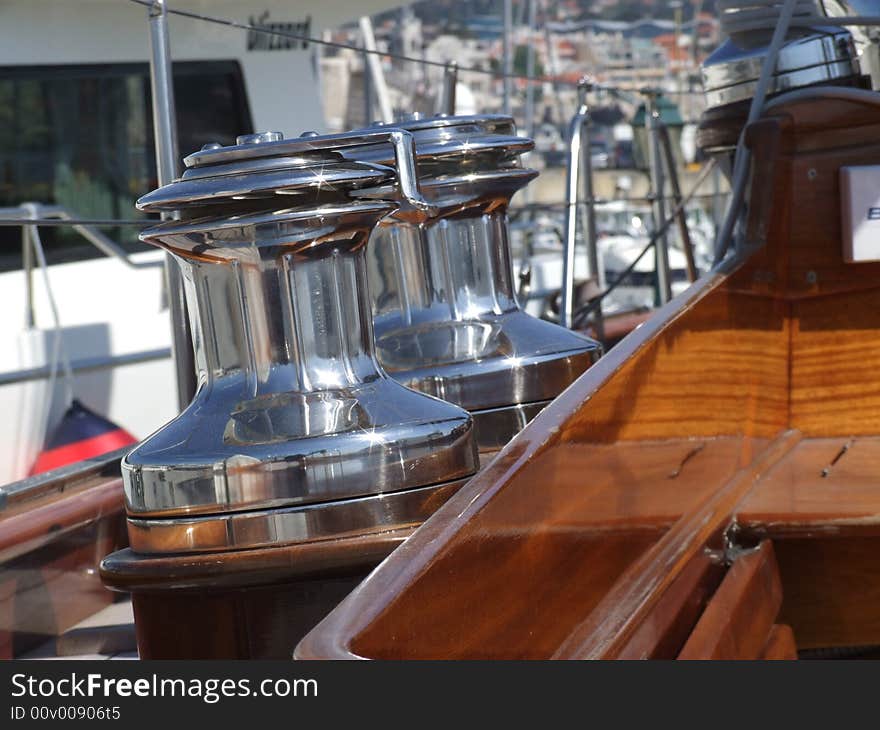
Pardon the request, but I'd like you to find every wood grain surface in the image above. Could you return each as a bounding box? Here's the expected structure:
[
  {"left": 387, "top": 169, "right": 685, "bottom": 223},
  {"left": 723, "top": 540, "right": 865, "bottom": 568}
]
[
  {"left": 678, "top": 541, "right": 783, "bottom": 660},
  {"left": 0, "top": 478, "right": 126, "bottom": 658},
  {"left": 295, "top": 90, "right": 880, "bottom": 660}
]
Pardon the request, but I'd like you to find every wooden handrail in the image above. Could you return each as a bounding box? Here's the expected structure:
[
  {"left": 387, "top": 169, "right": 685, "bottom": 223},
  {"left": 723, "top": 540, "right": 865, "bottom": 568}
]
[{"left": 0, "top": 479, "right": 124, "bottom": 564}]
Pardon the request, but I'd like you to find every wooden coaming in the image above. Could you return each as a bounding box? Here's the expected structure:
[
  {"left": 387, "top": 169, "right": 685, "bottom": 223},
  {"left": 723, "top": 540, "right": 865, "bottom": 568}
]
[
  {"left": 677, "top": 541, "right": 784, "bottom": 660},
  {"left": 296, "top": 89, "right": 880, "bottom": 660}
]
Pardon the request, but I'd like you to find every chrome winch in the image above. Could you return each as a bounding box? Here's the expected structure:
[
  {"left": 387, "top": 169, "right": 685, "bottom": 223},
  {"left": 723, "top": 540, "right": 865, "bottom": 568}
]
[
  {"left": 122, "top": 128, "right": 479, "bottom": 554},
  {"left": 355, "top": 114, "right": 602, "bottom": 454},
  {"left": 702, "top": 27, "right": 861, "bottom": 114},
  {"left": 699, "top": 2, "right": 867, "bottom": 156}
]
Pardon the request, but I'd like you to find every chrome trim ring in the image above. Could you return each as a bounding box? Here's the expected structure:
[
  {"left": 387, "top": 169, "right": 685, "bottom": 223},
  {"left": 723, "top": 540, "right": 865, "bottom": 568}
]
[
  {"left": 471, "top": 399, "right": 552, "bottom": 454},
  {"left": 704, "top": 60, "right": 862, "bottom": 108},
  {"left": 702, "top": 28, "right": 861, "bottom": 110},
  {"left": 126, "top": 478, "right": 469, "bottom": 555}
]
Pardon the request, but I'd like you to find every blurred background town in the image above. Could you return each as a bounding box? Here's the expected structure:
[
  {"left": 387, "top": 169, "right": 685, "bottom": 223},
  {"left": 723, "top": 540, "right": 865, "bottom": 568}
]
[
  {"left": 318, "top": 0, "right": 723, "bottom": 217},
  {"left": 323, "top": 0, "right": 718, "bottom": 153}
]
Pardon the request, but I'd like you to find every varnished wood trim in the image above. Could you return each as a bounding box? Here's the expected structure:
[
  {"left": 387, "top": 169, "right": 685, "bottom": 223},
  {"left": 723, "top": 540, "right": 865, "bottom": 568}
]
[
  {"left": 678, "top": 541, "right": 783, "bottom": 660},
  {"left": 0, "top": 479, "right": 124, "bottom": 564},
  {"left": 614, "top": 551, "right": 725, "bottom": 660},
  {"left": 100, "top": 528, "right": 413, "bottom": 593},
  {"left": 551, "top": 432, "right": 800, "bottom": 659},
  {"left": 295, "top": 275, "right": 726, "bottom": 660},
  {"left": 759, "top": 624, "right": 798, "bottom": 660}
]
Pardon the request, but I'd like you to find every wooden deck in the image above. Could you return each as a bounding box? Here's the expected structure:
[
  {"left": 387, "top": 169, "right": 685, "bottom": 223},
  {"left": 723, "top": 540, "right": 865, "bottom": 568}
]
[{"left": 296, "top": 89, "right": 880, "bottom": 660}]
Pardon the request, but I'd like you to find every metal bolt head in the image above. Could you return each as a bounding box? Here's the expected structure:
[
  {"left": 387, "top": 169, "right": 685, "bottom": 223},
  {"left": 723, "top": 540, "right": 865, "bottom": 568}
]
[{"left": 200, "top": 142, "right": 223, "bottom": 152}]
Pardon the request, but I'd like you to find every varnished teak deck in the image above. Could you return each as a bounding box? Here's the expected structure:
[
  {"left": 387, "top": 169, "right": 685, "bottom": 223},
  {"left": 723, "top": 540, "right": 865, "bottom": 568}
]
[{"left": 296, "top": 89, "right": 880, "bottom": 660}]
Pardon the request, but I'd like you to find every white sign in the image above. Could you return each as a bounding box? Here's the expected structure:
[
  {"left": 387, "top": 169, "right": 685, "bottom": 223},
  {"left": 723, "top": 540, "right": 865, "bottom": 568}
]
[{"left": 841, "top": 165, "right": 880, "bottom": 263}]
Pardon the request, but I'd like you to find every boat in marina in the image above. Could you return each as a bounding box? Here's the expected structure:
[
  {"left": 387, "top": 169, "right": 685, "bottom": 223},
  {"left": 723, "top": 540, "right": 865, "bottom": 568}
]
[
  {"left": 516, "top": 201, "right": 703, "bottom": 322},
  {"left": 0, "top": 0, "right": 401, "bottom": 487},
  {"left": 0, "top": 0, "right": 409, "bottom": 660},
  {"left": 0, "top": 0, "right": 706, "bottom": 489},
  {"left": 9, "top": 0, "right": 880, "bottom": 663}
]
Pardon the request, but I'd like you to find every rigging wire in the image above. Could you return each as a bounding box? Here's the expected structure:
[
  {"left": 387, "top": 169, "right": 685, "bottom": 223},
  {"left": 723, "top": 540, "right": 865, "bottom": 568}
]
[
  {"left": 0, "top": 193, "right": 730, "bottom": 231},
  {"left": 22, "top": 217, "right": 76, "bottom": 414},
  {"left": 712, "top": 0, "right": 802, "bottom": 266},
  {"left": 124, "top": 0, "right": 706, "bottom": 96},
  {"left": 0, "top": 193, "right": 732, "bottom": 230},
  {"left": 0, "top": 218, "right": 150, "bottom": 227},
  {"left": 570, "top": 156, "right": 717, "bottom": 328}
]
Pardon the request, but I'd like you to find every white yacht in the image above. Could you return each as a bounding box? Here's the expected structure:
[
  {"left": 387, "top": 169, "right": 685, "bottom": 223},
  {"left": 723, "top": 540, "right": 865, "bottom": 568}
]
[
  {"left": 0, "top": 0, "right": 711, "bottom": 485},
  {"left": 515, "top": 200, "right": 708, "bottom": 322},
  {"left": 0, "top": 0, "right": 397, "bottom": 483}
]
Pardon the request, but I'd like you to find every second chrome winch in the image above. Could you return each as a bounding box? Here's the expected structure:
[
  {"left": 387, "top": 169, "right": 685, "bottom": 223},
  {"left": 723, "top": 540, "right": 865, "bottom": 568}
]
[
  {"left": 359, "top": 114, "right": 602, "bottom": 454},
  {"left": 122, "top": 128, "right": 479, "bottom": 554}
]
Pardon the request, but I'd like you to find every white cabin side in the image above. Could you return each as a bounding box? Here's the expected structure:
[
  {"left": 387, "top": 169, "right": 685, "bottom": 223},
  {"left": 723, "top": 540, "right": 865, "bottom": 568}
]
[{"left": 0, "top": 0, "right": 402, "bottom": 483}]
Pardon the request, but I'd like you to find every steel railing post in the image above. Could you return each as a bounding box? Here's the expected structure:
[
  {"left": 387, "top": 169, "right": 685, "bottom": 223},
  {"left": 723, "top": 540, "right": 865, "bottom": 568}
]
[
  {"left": 438, "top": 61, "right": 458, "bottom": 115},
  {"left": 645, "top": 89, "right": 672, "bottom": 304},
  {"left": 658, "top": 123, "right": 698, "bottom": 282},
  {"left": 147, "top": 0, "right": 197, "bottom": 410},
  {"left": 561, "top": 79, "right": 603, "bottom": 338}
]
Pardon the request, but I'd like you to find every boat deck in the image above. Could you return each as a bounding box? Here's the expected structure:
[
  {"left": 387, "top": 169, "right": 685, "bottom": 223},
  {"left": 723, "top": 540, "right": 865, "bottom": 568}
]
[
  {"left": 294, "top": 91, "right": 880, "bottom": 660},
  {"left": 738, "top": 436, "right": 880, "bottom": 530}
]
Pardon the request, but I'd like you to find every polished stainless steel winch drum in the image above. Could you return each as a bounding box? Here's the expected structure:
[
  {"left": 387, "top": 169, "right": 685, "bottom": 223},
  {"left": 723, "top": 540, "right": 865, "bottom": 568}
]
[
  {"left": 702, "top": 26, "right": 861, "bottom": 114},
  {"left": 356, "top": 114, "right": 602, "bottom": 454},
  {"left": 122, "top": 129, "right": 479, "bottom": 555},
  {"left": 699, "top": 4, "right": 867, "bottom": 157}
]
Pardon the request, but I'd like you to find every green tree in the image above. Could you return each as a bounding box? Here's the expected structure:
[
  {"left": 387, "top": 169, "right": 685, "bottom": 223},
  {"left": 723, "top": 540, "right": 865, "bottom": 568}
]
[{"left": 513, "top": 44, "right": 545, "bottom": 79}]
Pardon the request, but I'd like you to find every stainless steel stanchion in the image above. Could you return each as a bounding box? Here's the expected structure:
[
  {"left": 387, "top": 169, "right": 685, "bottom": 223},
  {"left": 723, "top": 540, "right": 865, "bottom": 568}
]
[
  {"left": 561, "top": 79, "right": 603, "bottom": 339},
  {"left": 146, "top": 0, "right": 196, "bottom": 409},
  {"left": 658, "top": 123, "right": 698, "bottom": 282},
  {"left": 438, "top": 61, "right": 458, "bottom": 115},
  {"left": 644, "top": 89, "right": 672, "bottom": 305}
]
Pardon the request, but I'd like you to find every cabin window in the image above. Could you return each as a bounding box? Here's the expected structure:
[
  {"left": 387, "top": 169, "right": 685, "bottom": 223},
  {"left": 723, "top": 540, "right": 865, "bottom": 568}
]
[{"left": 0, "top": 61, "right": 252, "bottom": 272}]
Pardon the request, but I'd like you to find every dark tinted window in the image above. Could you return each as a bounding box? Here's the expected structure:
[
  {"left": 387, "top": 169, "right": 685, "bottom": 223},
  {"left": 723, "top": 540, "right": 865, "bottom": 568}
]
[
  {"left": 605, "top": 268, "right": 690, "bottom": 288},
  {"left": 0, "top": 61, "right": 251, "bottom": 271}
]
